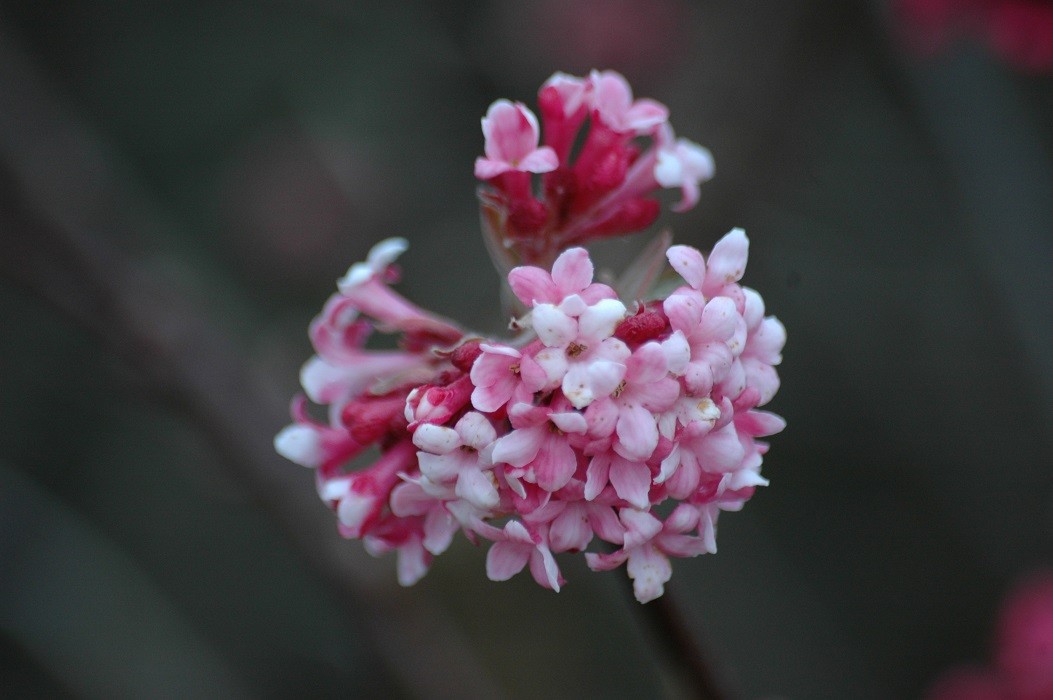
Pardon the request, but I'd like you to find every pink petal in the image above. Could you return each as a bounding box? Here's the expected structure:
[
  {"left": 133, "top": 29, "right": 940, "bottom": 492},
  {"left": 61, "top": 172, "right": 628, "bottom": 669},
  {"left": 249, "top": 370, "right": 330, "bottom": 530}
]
[
  {"left": 584, "top": 453, "right": 612, "bottom": 501},
  {"left": 518, "top": 352, "right": 549, "bottom": 392},
  {"left": 662, "top": 292, "right": 704, "bottom": 335},
  {"left": 585, "top": 397, "right": 618, "bottom": 438},
  {"left": 423, "top": 506, "right": 457, "bottom": 555},
  {"left": 615, "top": 404, "right": 659, "bottom": 462},
  {"left": 550, "top": 411, "right": 588, "bottom": 434},
  {"left": 396, "top": 539, "right": 431, "bottom": 586},
  {"left": 456, "top": 468, "right": 500, "bottom": 510},
  {"left": 491, "top": 426, "right": 543, "bottom": 468},
  {"left": 697, "top": 423, "right": 747, "bottom": 474},
  {"left": 624, "top": 99, "right": 669, "bottom": 132},
  {"left": 666, "top": 245, "right": 707, "bottom": 289},
  {"left": 471, "top": 382, "right": 512, "bottom": 414},
  {"left": 532, "top": 347, "right": 569, "bottom": 390},
  {"left": 626, "top": 342, "right": 668, "bottom": 383},
  {"left": 529, "top": 546, "right": 562, "bottom": 591},
  {"left": 609, "top": 457, "right": 653, "bottom": 510},
  {"left": 389, "top": 481, "right": 433, "bottom": 517},
  {"left": 742, "top": 288, "right": 766, "bottom": 328},
  {"left": 413, "top": 424, "right": 460, "bottom": 454},
  {"left": 634, "top": 376, "right": 680, "bottom": 412},
  {"left": 274, "top": 425, "right": 322, "bottom": 468},
  {"left": 661, "top": 331, "right": 691, "bottom": 375},
  {"left": 532, "top": 304, "right": 578, "bottom": 347},
  {"left": 551, "top": 247, "right": 594, "bottom": 295},
  {"left": 482, "top": 99, "right": 541, "bottom": 163},
  {"left": 665, "top": 503, "right": 702, "bottom": 533},
  {"left": 584, "top": 549, "right": 630, "bottom": 572},
  {"left": 455, "top": 412, "right": 497, "bottom": 450},
  {"left": 474, "top": 157, "right": 512, "bottom": 180},
  {"left": 655, "top": 445, "right": 681, "bottom": 484},
  {"left": 577, "top": 299, "right": 627, "bottom": 343},
  {"left": 563, "top": 360, "right": 626, "bottom": 409},
  {"left": 578, "top": 282, "right": 619, "bottom": 305},
  {"left": 542, "top": 71, "right": 589, "bottom": 116},
  {"left": 590, "top": 70, "right": 633, "bottom": 124},
  {"left": 657, "top": 533, "right": 711, "bottom": 558},
  {"left": 736, "top": 406, "right": 786, "bottom": 438},
  {"left": 706, "top": 228, "right": 749, "bottom": 287},
  {"left": 507, "top": 266, "right": 559, "bottom": 306},
  {"left": 486, "top": 541, "right": 531, "bottom": 581},
  {"left": 517, "top": 146, "right": 559, "bottom": 174},
  {"left": 670, "top": 179, "right": 700, "bottom": 213},
  {"left": 534, "top": 436, "right": 578, "bottom": 492},
  {"left": 549, "top": 504, "right": 592, "bottom": 552},
  {"left": 586, "top": 504, "right": 626, "bottom": 543},
  {"left": 626, "top": 545, "right": 672, "bottom": 603},
  {"left": 699, "top": 297, "right": 739, "bottom": 341},
  {"left": 620, "top": 508, "right": 664, "bottom": 547},
  {"left": 749, "top": 316, "right": 787, "bottom": 364}
]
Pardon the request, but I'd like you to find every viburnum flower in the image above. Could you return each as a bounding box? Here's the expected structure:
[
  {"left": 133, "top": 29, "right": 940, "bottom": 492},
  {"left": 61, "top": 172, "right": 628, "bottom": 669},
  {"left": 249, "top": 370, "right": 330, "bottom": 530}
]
[
  {"left": 476, "top": 69, "right": 715, "bottom": 269},
  {"left": 276, "top": 226, "right": 784, "bottom": 602},
  {"left": 275, "top": 70, "right": 785, "bottom": 602}
]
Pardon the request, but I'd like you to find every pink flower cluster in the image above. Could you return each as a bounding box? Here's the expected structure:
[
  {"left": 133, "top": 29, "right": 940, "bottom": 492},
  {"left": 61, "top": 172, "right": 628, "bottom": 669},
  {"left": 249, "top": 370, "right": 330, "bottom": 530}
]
[
  {"left": 475, "top": 70, "right": 714, "bottom": 265},
  {"left": 926, "top": 571, "right": 1053, "bottom": 700},
  {"left": 275, "top": 229, "right": 784, "bottom": 602}
]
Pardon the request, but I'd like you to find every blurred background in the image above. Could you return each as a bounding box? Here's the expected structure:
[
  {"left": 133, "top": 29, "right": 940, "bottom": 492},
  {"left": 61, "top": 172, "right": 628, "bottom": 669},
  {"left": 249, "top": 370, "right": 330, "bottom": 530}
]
[{"left": 1, "top": 1, "right": 1051, "bottom": 698}]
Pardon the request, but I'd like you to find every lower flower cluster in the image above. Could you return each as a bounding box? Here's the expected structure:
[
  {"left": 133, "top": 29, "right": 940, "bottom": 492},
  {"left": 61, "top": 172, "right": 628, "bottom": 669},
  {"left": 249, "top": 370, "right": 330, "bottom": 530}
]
[{"left": 275, "top": 229, "right": 784, "bottom": 602}]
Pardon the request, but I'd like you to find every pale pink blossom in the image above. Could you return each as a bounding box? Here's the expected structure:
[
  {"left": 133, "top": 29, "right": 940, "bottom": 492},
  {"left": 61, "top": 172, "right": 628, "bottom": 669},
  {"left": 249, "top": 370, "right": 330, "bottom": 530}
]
[
  {"left": 584, "top": 451, "right": 653, "bottom": 510},
  {"left": 530, "top": 499, "right": 626, "bottom": 553},
  {"left": 485, "top": 520, "right": 563, "bottom": 591},
  {"left": 663, "top": 292, "right": 740, "bottom": 397},
  {"left": 388, "top": 480, "right": 460, "bottom": 556},
  {"left": 469, "top": 342, "right": 547, "bottom": 413},
  {"left": 667, "top": 228, "right": 750, "bottom": 305},
  {"left": 507, "top": 246, "right": 617, "bottom": 307},
  {"left": 413, "top": 412, "right": 500, "bottom": 510},
  {"left": 474, "top": 100, "right": 559, "bottom": 179},
  {"left": 604, "top": 341, "right": 680, "bottom": 461},
  {"left": 586, "top": 505, "right": 710, "bottom": 603},
  {"left": 541, "top": 72, "right": 590, "bottom": 118},
  {"left": 588, "top": 70, "right": 669, "bottom": 134},
  {"left": 277, "top": 213, "right": 784, "bottom": 602},
  {"left": 654, "top": 124, "right": 715, "bottom": 212},
  {"left": 490, "top": 400, "right": 588, "bottom": 493}
]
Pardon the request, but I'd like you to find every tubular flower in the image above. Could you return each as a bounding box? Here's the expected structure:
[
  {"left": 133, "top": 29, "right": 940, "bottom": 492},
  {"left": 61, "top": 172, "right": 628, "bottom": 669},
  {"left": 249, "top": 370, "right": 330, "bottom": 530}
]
[
  {"left": 477, "top": 70, "right": 715, "bottom": 268},
  {"left": 276, "top": 228, "right": 784, "bottom": 601}
]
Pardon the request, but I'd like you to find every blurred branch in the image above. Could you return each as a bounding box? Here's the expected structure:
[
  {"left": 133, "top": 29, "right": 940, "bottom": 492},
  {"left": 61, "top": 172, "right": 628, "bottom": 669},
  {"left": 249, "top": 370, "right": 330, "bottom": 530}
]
[{"left": 0, "top": 22, "right": 504, "bottom": 700}]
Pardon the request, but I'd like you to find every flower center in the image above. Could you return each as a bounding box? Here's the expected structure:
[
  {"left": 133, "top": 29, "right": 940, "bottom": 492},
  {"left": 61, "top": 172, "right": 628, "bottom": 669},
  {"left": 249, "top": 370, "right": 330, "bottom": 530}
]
[{"left": 566, "top": 342, "right": 588, "bottom": 358}]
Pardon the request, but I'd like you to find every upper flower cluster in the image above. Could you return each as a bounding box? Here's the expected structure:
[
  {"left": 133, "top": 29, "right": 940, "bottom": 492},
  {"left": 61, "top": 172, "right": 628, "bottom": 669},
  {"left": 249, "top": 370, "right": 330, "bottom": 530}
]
[
  {"left": 275, "top": 229, "right": 784, "bottom": 602},
  {"left": 475, "top": 70, "right": 714, "bottom": 267}
]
